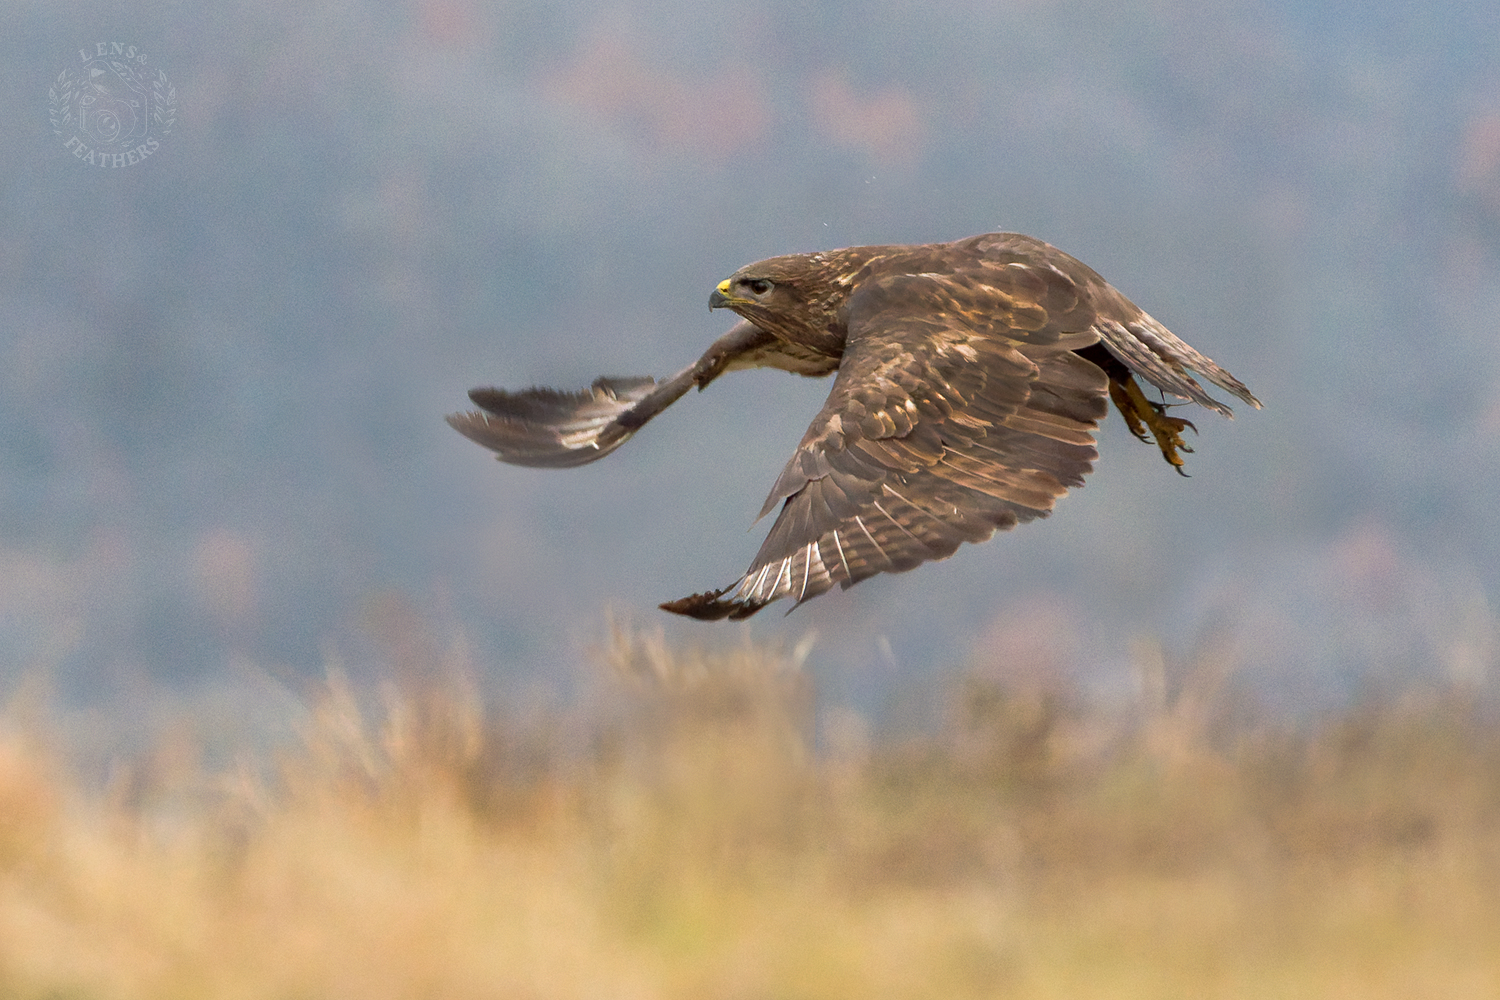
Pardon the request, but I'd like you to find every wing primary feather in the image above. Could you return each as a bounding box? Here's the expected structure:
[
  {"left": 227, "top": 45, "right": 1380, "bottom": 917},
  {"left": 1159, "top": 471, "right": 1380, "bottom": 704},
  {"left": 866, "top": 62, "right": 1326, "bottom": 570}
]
[
  {"left": 738, "top": 563, "right": 766, "bottom": 601},
  {"left": 854, "top": 514, "right": 892, "bottom": 567},
  {"left": 872, "top": 498, "right": 925, "bottom": 547},
  {"left": 831, "top": 528, "right": 852, "bottom": 580}
]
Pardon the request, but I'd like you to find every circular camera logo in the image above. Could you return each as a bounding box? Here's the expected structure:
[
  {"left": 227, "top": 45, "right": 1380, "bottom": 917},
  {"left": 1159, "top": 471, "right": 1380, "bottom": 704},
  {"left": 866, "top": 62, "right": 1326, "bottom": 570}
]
[{"left": 49, "top": 43, "right": 176, "bottom": 168}]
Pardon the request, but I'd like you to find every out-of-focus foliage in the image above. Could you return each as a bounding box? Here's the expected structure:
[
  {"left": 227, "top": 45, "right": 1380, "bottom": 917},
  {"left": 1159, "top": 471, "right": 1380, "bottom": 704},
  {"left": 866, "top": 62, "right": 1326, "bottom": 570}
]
[{"left": 0, "top": 625, "right": 1496, "bottom": 998}]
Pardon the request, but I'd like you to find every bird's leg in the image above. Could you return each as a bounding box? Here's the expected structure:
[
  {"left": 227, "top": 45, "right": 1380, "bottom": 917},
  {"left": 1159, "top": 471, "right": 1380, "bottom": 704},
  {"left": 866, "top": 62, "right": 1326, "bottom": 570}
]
[{"left": 1108, "top": 374, "right": 1197, "bottom": 476}]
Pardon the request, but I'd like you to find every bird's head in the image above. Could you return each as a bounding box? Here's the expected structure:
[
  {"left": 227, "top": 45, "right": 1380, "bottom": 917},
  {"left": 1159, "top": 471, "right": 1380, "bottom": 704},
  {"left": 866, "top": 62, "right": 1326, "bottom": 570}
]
[
  {"left": 709, "top": 254, "right": 817, "bottom": 325},
  {"left": 709, "top": 248, "right": 884, "bottom": 343}
]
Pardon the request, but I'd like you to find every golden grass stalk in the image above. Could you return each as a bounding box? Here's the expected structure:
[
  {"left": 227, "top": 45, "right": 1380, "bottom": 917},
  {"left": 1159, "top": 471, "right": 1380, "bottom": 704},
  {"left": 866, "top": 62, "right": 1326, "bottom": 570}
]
[{"left": 0, "top": 622, "right": 1496, "bottom": 999}]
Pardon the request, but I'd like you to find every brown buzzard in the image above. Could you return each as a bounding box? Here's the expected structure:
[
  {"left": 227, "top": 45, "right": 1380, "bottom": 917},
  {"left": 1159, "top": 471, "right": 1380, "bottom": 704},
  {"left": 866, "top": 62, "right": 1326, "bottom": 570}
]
[{"left": 449, "top": 233, "right": 1259, "bottom": 620}]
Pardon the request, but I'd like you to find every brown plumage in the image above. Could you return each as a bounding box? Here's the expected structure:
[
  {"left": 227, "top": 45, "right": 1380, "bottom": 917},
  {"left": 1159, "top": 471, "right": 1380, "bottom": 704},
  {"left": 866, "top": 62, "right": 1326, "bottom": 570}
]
[{"left": 448, "top": 232, "right": 1260, "bottom": 620}]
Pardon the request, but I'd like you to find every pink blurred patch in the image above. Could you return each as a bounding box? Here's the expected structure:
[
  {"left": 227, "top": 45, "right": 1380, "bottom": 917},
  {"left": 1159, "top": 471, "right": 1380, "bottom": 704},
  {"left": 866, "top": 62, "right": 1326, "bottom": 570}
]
[
  {"left": 193, "top": 529, "right": 260, "bottom": 632},
  {"left": 411, "top": 0, "right": 485, "bottom": 49},
  {"left": 968, "top": 592, "right": 1084, "bottom": 689},
  {"left": 1456, "top": 111, "right": 1500, "bottom": 215},
  {"left": 808, "top": 72, "right": 926, "bottom": 169},
  {"left": 542, "top": 37, "right": 770, "bottom": 161}
]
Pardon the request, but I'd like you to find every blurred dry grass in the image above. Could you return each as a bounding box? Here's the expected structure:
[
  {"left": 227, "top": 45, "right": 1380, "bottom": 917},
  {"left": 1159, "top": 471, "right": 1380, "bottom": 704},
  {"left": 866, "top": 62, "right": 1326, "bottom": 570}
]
[{"left": 0, "top": 621, "right": 1497, "bottom": 999}]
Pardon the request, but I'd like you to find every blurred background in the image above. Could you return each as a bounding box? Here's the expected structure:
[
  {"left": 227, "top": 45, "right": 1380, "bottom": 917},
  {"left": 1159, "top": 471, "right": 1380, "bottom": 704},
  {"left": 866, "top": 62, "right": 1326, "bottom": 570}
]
[{"left": 2, "top": 0, "right": 1499, "bottom": 732}]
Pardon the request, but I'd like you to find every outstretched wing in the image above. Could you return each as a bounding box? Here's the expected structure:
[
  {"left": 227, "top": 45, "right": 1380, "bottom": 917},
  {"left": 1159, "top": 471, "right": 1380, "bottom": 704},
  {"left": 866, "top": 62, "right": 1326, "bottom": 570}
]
[
  {"left": 662, "top": 260, "right": 1111, "bottom": 620},
  {"left": 447, "top": 376, "right": 663, "bottom": 467},
  {"left": 447, "top": 320, "right": 783, "bottom": 467}
]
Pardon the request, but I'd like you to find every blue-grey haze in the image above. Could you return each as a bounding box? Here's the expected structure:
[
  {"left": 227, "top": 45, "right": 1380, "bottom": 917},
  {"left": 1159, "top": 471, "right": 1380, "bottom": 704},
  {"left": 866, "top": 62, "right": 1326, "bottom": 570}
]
[{"left": 2, "top": 0, "right": 1498, "bottom": 726}]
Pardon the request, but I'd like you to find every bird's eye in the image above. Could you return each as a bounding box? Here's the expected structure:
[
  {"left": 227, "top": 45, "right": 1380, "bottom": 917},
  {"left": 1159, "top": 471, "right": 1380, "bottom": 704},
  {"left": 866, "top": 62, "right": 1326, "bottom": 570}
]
[{"left": 741, "top": 278, "right": 773, "bottom": 296}]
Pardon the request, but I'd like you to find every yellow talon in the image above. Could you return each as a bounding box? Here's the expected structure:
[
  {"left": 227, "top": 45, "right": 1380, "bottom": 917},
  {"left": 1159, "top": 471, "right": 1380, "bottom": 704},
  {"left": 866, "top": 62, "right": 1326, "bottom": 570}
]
[{"left": 1110, "top": 375, "right": 1197, "bottom": 476}]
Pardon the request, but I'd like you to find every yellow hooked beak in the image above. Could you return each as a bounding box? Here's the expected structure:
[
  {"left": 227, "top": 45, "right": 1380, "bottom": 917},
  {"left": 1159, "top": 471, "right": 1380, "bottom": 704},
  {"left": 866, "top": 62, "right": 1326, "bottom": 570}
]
[{"left": 708, "top": 278, "right": 743, "bottom": 310}]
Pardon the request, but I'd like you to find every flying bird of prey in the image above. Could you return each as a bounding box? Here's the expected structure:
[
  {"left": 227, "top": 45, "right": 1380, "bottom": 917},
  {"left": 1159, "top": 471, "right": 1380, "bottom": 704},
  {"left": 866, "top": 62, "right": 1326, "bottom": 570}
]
[{"left": 448, "top": 232, "right": 1259, "bottom": 620}]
